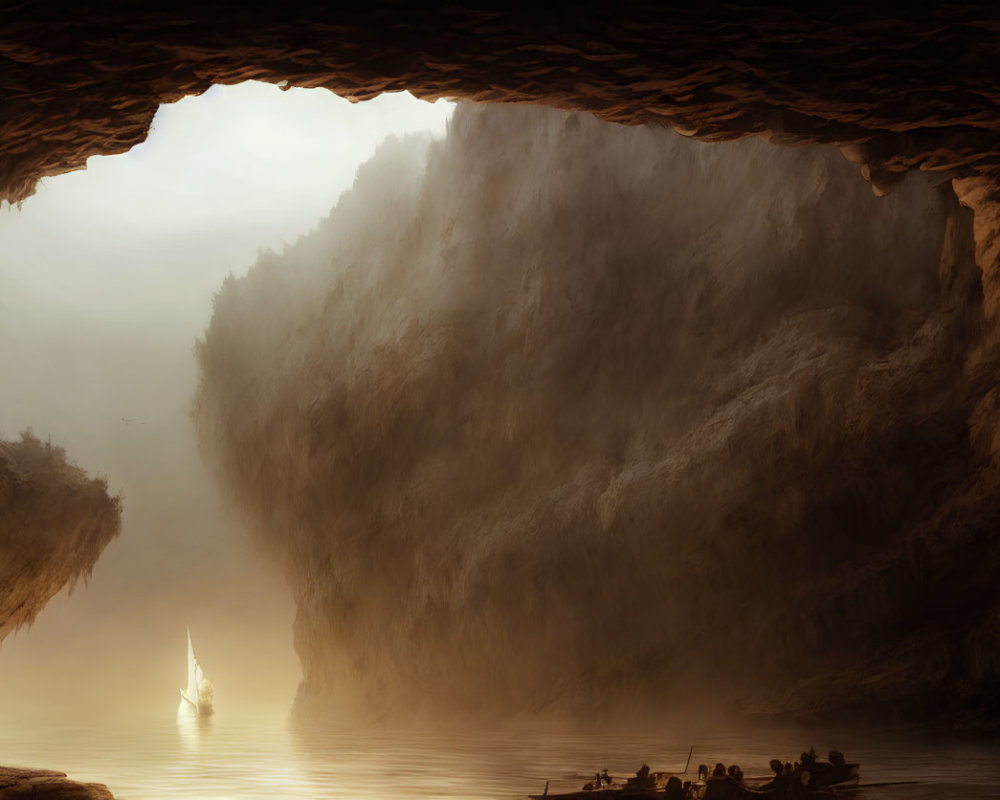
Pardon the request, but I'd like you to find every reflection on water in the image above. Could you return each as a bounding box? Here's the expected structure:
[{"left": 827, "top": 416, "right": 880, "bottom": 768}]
[
  {"left": 175, "top": 710, "right": 211, "bottom": 753},
  {"left": 0, "top": 712, "right": 997, "bottom": 799}
]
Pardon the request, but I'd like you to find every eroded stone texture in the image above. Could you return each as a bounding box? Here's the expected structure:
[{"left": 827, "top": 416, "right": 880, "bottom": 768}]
[
  {"left": 195, "top": 103, "right": 1000, "bottom": 725},
  {"left": 0, "top": 432, "right": 121, "bottom": 641},
  {"left": 2, "top": 5, "right": 1000, "bottom": 306},
  {"left": 0, "top": 766, "right": 115, "bottom": 799}
]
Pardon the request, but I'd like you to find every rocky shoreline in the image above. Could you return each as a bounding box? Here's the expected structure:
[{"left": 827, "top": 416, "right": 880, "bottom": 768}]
[{"left": 0, "top": 766, "right": 115, "bottom": 799}]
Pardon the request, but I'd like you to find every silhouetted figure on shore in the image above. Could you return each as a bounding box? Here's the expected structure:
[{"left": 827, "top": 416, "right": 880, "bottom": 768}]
[
  {"left": 625, "top": 764, "right": 655, "bottom": 791},
  {"left": 703, "top": 762, "right": 744, "bottom": 800},
  {"left": 664, "top": 775, "right": 684, "bottom": 800},
  {"left": 802, "top": 749, "right": 857, "bottom": 789},
  {"left": 764, "top": 758, "right": 794, "bottom": 797},
  {"left": 538, "top": 747, "right": 858, "bottom": 800}
]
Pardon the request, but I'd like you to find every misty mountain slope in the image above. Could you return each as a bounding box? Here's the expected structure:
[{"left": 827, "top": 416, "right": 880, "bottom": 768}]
[
  {"left": 195, "top": 102, "right": 1000, "bottom": 724},
  {"left": 0, "top": 432, "right": 121, "bottom": 641}
]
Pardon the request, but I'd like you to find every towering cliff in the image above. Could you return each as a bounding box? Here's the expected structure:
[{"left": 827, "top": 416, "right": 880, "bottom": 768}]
[{"left": 195, "top": 103, "right": 1000, "bottom": 725}]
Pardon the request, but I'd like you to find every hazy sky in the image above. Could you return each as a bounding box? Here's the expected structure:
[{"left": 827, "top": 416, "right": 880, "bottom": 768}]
[
  {"left": 0, "top": 81, "right": 453, "bottom": 719},
  {"left": 1, "top": 81, "right": 453, "bottom": 324}
]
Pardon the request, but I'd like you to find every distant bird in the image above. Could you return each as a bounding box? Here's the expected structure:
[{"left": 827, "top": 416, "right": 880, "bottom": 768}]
[{"left": 120, "top": 417, "right": 145, "bottom": 425}]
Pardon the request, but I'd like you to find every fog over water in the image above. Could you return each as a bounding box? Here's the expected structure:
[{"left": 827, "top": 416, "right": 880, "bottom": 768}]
[
  {"left": 0, "top": 81, "right": 453, "bottom": 718},
  {"left": 4, "top": 713, "right": 1000, "bottom": 800}
]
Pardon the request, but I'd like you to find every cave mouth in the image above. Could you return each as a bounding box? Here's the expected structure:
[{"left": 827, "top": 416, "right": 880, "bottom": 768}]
[
  {"left": 0, "top": 4, "right": 1000, "bottom": 736},
  {"left": 3, "top": 73, "right": 998, "bottom": 731},
  {"left": 1, "top": 43, "right": 997, "bottom": 736},
  {"left": 5, "top": 11, "right": 1000, "bottom": 800}
]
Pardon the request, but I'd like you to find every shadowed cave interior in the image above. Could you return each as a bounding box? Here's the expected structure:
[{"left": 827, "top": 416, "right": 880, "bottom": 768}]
[{"left": 3, "top": 4, "right": 1000, "bottom": 729}]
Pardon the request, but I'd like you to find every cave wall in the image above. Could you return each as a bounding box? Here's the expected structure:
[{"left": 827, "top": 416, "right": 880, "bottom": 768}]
[{"left": 0, "top": 432, "right": 121, "bottom": 641}]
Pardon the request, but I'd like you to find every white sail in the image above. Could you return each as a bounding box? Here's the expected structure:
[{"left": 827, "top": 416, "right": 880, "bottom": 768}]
[{"left": 178, "top": 628, "right": 214, "bottom": 716}]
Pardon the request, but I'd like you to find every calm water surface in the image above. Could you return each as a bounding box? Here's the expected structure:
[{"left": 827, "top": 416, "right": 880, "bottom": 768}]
[{"left": 1, "top": 712, "right": 997, "bottom": 799}]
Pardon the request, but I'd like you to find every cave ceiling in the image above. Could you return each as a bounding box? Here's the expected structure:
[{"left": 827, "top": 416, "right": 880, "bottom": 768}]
[
  {"left": 4, "top": 4, "right": 1000, "bottom": 308},
  {"left": 1, "top": 5, "right": 998, "bottom": 192}
]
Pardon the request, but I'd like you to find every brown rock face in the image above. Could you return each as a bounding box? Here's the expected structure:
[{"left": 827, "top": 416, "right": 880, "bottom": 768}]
[
  {"left": 195, "top": 102, "right": 1000, "bottom": 725},
  {"left": 0, "top": 432, "right": 121, "bottom": 641},
  {"left": 0, "top": 766, "right": 115, "bottom": 799}
]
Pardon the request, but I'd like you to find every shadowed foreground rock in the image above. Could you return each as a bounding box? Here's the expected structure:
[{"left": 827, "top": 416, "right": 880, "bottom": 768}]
[
  {"left": 0, "top": 432, "right": 121, "bottom": 641},
  {"left": 0, "top": 767, "right": 114, "bottom": 800}
]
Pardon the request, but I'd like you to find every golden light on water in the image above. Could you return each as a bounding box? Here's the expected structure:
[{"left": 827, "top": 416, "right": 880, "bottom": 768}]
[{"left": 175, "top": 711, "right": 211, "bottom": 753}]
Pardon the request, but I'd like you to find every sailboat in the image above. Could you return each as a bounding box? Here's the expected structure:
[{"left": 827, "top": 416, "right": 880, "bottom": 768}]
[{"left": 178, "top": 628, "right": 214, "bottom": 716}]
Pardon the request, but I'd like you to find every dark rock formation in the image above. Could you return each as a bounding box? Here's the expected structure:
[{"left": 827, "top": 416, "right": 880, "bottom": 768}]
[
  {"left": 0, "top": 766, "right": 115, "bottom": 799},
  {"left": 2, "top": 4, "right": 1000, "bottom": 306},
  {"left": 2, "top": 4, "right": 1000, "bottom": 195},
  {"left": 0, "top": 432, "right": 121, "bottom": 641},
  {"left": 195, "top": 102, "right": 1000, "bottom": 724}
]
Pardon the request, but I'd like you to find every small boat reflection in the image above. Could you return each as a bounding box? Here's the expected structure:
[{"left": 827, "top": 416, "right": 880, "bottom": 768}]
[
  {"left": 176, "top": 627, "right": 214, "bottom": 751},
  {"left": 176, "top": 704, "right": 212, "bottom": 751}
]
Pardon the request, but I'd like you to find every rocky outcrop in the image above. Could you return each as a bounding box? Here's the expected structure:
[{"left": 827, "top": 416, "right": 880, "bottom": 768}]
[
  {"left": 0, "top": 432, "right": 121, "bottom": 641},
  {"left": 0, "top": 767, "right": 115, "bottom": 799},
  {"left": 195, "top": 102, "right": 1000, "bottom": 724}
]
